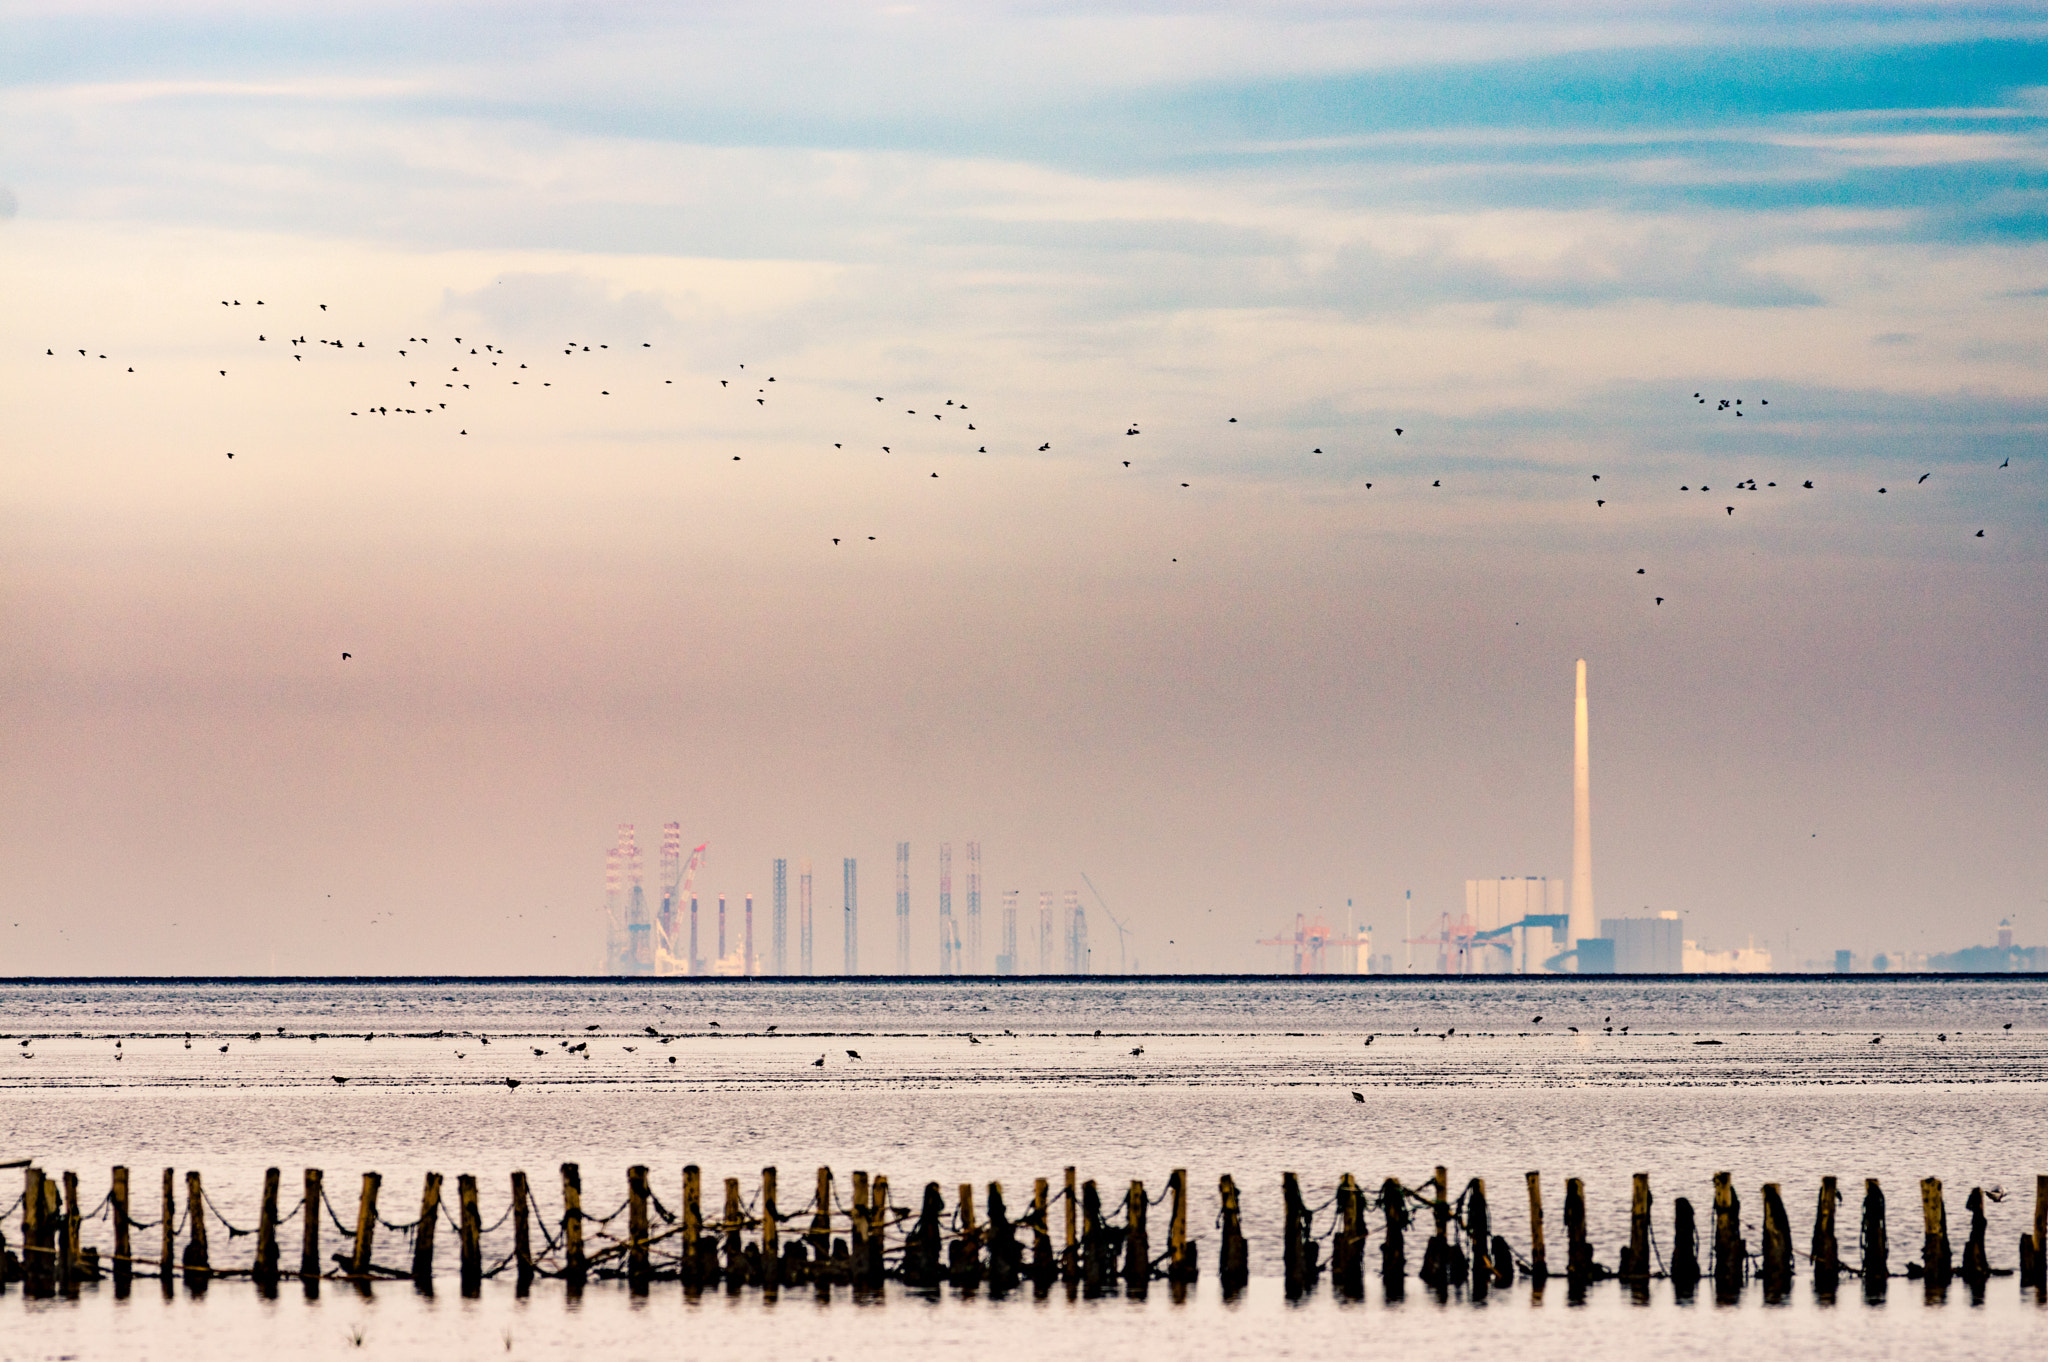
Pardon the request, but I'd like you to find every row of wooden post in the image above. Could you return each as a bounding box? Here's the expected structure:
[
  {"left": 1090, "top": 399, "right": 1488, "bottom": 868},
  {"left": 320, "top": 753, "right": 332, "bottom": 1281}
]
[{"left": 5, "top": 1165, "right": 2043, "bottom": 1301}]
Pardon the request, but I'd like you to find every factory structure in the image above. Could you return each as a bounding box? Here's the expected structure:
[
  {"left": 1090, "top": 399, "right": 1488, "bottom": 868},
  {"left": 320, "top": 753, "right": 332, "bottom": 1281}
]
[
  {"left": 1262, "top": 658, "right": 1761, "bottom": 975},
  {"left": 600, "top": 834, "right": 1100, "bottom": 976}
]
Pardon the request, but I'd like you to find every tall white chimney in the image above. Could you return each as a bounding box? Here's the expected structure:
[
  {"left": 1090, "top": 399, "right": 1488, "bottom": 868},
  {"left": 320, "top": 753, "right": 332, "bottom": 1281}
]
[{"left": 1570, "top": 658, "right": 1597, "bottom": 958}]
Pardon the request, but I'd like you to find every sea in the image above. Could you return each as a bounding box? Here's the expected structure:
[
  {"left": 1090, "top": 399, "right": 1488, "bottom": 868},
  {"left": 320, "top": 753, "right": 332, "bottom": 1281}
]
[{"left": 1, "top": 975, "right": 2044, "bottom": 1360}]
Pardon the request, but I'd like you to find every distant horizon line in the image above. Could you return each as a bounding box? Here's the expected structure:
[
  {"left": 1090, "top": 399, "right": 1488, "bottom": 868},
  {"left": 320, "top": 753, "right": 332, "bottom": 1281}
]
[{"left": 0, "top": 973, "right": 2031, "bottom": 986}]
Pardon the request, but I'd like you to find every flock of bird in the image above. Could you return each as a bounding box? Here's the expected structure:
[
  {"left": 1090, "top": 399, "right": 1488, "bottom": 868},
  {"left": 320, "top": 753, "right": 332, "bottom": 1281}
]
[{"left": 39, "top": 292, "right": 2019, "bottom": 641}]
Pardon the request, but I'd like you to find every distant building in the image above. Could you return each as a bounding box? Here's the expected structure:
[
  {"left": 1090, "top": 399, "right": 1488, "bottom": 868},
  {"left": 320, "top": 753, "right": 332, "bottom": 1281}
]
[
  {"left": 1600, "top": 912, "right": 1682, "bottom": 973},
  {"left": 1684, "top": 937, "right": 1773, "bottom": 973},
  {"left": 1462, "top": 877, "right": 1566, "bottom": 973}
]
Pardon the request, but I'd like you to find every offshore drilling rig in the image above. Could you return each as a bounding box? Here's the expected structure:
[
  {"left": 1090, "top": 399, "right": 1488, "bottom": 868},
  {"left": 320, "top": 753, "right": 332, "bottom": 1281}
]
[{"left": 601, "top": 823, "right": 709, "bottom": 976}]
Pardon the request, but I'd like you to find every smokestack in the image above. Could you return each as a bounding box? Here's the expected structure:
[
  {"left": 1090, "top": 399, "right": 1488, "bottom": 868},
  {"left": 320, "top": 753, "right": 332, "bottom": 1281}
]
[{"left": 1570, "top": 658, "right": 1597, "bottom": 957}]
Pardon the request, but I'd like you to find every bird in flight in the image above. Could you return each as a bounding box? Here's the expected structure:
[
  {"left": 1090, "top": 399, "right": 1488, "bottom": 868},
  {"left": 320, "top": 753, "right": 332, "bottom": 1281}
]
[
  {"left": 1918, "top": 473, "right": 1930, "bottom": 483},
  {"left": 341, "top": 652, "right": 352, "bottom": 660}
]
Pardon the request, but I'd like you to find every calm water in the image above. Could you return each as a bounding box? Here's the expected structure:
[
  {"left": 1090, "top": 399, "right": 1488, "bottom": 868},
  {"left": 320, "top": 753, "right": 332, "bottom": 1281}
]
[{"left": 2, "top": 976, "right": 2046, "bottom": 1359}]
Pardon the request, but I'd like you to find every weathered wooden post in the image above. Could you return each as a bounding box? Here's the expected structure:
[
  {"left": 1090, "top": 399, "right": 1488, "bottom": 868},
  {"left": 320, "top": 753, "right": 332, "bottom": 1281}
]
[
  {"left": 870, "top": 1175, "right": 891, "bottom": 1284},
  {"left": 1030, "top": 1177, "right": 1055, "bottom": 1286},
  {"left": 62, "top": 1172, "right": 85, "bottom": 1292},
  {"left": 1670, "top": 1196, "right": 1701, "bottom": 1296},
  {"left": 22, "top": 1168, "right": 50, "bottom": 1298},
  {"left": 301, "top": 1168, "right": 323, "bottom": 1294},
  {"left": 510, "top": 1171, "right": 534, "bottom": 1295},
  {"left": 1961, "top": 1187, "right": 1991, "bottom": 1288},
  {"left": 560, "top": 1163, "right": 586, "bottom": 1293},
  {"left": 183, "top": 1171, "right": 210, "bottom": 1292},
  {"left": 761, "top": 1167, "right": 780, "bottom": 1288},
  {"left": 1063, "top": 1167, "right": 1079, "bottom": 1285},
  {"left": 849, "top": 1170, "right": 870, "bottom": 1283},
  {"left": 411, "top": 1171, "right": 442, "bottom": 1291},
  {"left": 1379, "top": 1177, "right": 1408, "bottom": 1297},
  {"left": 956, "top": 1183, "right": 986, "bottom": 1288},
  {"left": 159, "top": 1168, "right": 175, "bottom": 1297},
  {"left": 1167, "top": 1169, "right": 1197, "bottom": 1285},
  {"left": 1810, "top": 1176, "right": 1839, "bottom": 1299},
  {"left": 1218, "top": 1174, "right": 1248, "bottom": 1295},
  {"left": 1919, "top": 1177, "right": 1950, "bottom": 1289},
  {"left": 1079, "top": 1180, "right": 1108, "bottom": 1295},
  {"left": 722, "top": 1177, "right": 745, "bottom": 1289},
  {"left": 349, "top": 1171, "right": 381, "bottom": 1281},
  {"left": 905, "top": 1182, "right": 944, "bottom": 1287},
  {"left": 2028, "top": 1174, "right": 2048, "bottom": 1292},
  {"left": 1760, "top": 1183, "right": 1792, "bottom": 1301},
  {"left": 1122, "top": 1181, "right": 1146, "bottom": 1294},
  {"left": 1467, "top": 1178, "right": 1492, "bottom": 1300},
  {"left": 1564, "top": 1177, "right": 1594, "bottom": 1285},
  {"left": 682, "top": 1165, "right": 706, "bottom": 1287},
  {"left": 986, "top": 1182, "right": 1021, "bottom": 1294},
  {"left": 457, "top": 1175, "right": 482, "bottom": 1298},
  {"left": 1277, "top": 1171, "right": 1310, "bottom": 1294},
  {"left": 806, "top": 1166, "right": 831, "bottom": 1271},
  {"left": 1333, "top": 1174, "right": 1365, "bottom": 1298},
  {"left": 1861, "top": 1178, "right": 1888, "bottom": 1300},
  {"left": 254, "top": 1167, "right": 281, "bottom": 1293},
  {"left": 111, "top": 1166, "right": 132, "bottom": 1295},
  {"left": 1621, "top": 1173, "right": 1651, "bottom": 1281},
  {"left": 1711, "top": 1172, "right": 1743, "bottom": 1301},
  {"left": 1526, "top": 1172, "right": 1548, "bottom": 1282},
  {"left": 626, "top": 1166, "right": 651, "bottom": 1293}
]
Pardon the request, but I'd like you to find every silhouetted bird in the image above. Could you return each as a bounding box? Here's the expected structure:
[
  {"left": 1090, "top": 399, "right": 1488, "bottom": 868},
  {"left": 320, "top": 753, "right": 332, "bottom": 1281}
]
[
  {"left": 342, "top": 652, "right": 351, "bottom": 660},
  {"left": 846, "top": 1049, "right": 861, "bottom": 1059},
  {"left": 812, "top": 1055, "right": 825, "bottom": 1066},
  {"left": 1129, "top": 1046, "right": 1144, "bottom": 1056},
  {"left": 1918, "top": 473, "right": 1930, "bottom": 483},
  {"left": 505, "top": 1078, "right": 520, "bottom": 1089},
  {"left": 332, "top": 1076, "right": 348, "bottom": 1084},
  {"left": 1352, "top": 1091, "right": 1364, "bottom": 1102},
  {"left": 1977, "top": 530, "right": 1985, "bottom": 537}
]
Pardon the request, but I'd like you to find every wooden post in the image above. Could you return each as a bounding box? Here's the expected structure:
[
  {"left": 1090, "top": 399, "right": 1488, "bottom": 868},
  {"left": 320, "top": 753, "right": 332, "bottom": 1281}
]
[
  {"left": 1467, "top": 1178, "right": 1491, "bottom": 1299},
  {"left": 1167, "top": 1169, "right": 1196, "bottom": 1284},
  {"left": 458, "top": 1175, "right": 482, "bottom": 1297},
  {"left": 1331, "top": 1173, "right": 1364, "bottom": 1298},
  {"left": 722, "top": 1176, "right": 744, "bottom": 1287},
  {"left": 255, "top": 1167, "right": 281, "bottom": 1291},
  {"left": 22, "top": 1169, "right": 49, "bottom": 1298},
  {"left": 956, "top": 1182, "right": 986, "bottom": 1288},
  {"left": 410, "top": 1172, "right": 441, "bottom": 1290},
  {"left": 1861, "top": 1178, "right": 1888, "bottom": 1298},
  {"left": 159, "top": 1168, "right": 175, "bottom": 1295},
  {"left": 807, "top": 1166, "right": 831, "bottom": 1267},
  {"left": 1063, "top": 1166, "right": 1078, "bottom": 1284},
  {"left": 1811, "top": 1177, "right": 1839, "bottom": 1298},
  {"left": 1526, "top": 1172, "right": 1547, "bottom": 1280},
  {"left": 1420, "top": 1165, "right": 1454, "bottom": 1290},
  {"left": 510, "top": 1171, "right": 534, "bottom": 1294},
  {"left": 1122, "top": 1181, "right": 1146, "bottom": 1292},
  {"left": 870, "top": 1175, "right": 890, "bottom": 1284},
  {"left": 761, "top": 1167, "right": 780, "bottom": 1288},
  {"left": 1962, "top": 1187, "right": 1991, "bottom": 1287},
  {"left": 1622, "top": 1173, "right": 1651, "bottom": 1281},
  {"left": 350, "top": 1171, "right": 381, "bottom": 1279},
  {"left": 2031, "top": 1174, "right": 2048, "bottom": 1292},
  {"left": 560, "top": 1163, "right": 586, "bottom": 1292},
  {"left": 1281, "top": 1171, "right": 1308, "bottom": 1298},
  {"left": 1670, "top": 1196, "right": 1701, "bottom": 1294},
  {"left": 300, "top": 1169, "right": 323, "bottom": 1290},
  {"left": 1760, "top": 1183, "right": 1792, "bottom": 1300},
  {"left": 906, "top": 1182, "right": 944, "bottom": 1287},
  {"left": 1378, "top": 1177, "right": 1408, "bottom": 1293},
  {"left": 1218, "top": 1174, "right": 1248, "bottom": 1294},
  {"left": 986, "top": 1182, "right": 1021, "bottom": 1294},
  {"left": 1919, "top": 1177, "right": 1950, "bottom": 1288},
  {"left": 1030, "top": 1177, "right": 1055, "bottom": 1286},
  {"left": 1711, "top": 1171, "right": 1743, "bottom": 1300},
  {"left": 850, "top": 1170, "right": 870, "bottom": 1280},
  {"left": 111, "top": 1166, "right": 132, "bottom": 1294},
  {"left": 625, "top": 1166, "right": 651, "bottom": 1292},
  {"left": 1564, "top": 1176, "right": 1592, "bottom": 1284},
  {"left": 1079, "top": 1180, "right": 1106, "bottom": 1294},
  {"left": 57, "top": 1173, "right": 79, "bottom": 1297},
  {"left": 183, "top": 1170, "right": 210, "bottom": 1290}
]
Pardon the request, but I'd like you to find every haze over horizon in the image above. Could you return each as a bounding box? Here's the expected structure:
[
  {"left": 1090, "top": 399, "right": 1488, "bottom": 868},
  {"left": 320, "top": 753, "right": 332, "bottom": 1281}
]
[{"left": 2, "top": 2, "right": 2043, "bottom": 975}]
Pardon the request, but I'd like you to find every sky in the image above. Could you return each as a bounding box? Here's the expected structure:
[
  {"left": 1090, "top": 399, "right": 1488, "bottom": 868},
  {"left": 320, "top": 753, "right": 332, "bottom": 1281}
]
[{"left": 1, "top": 1, "right": 2044, "bottom": 975}]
